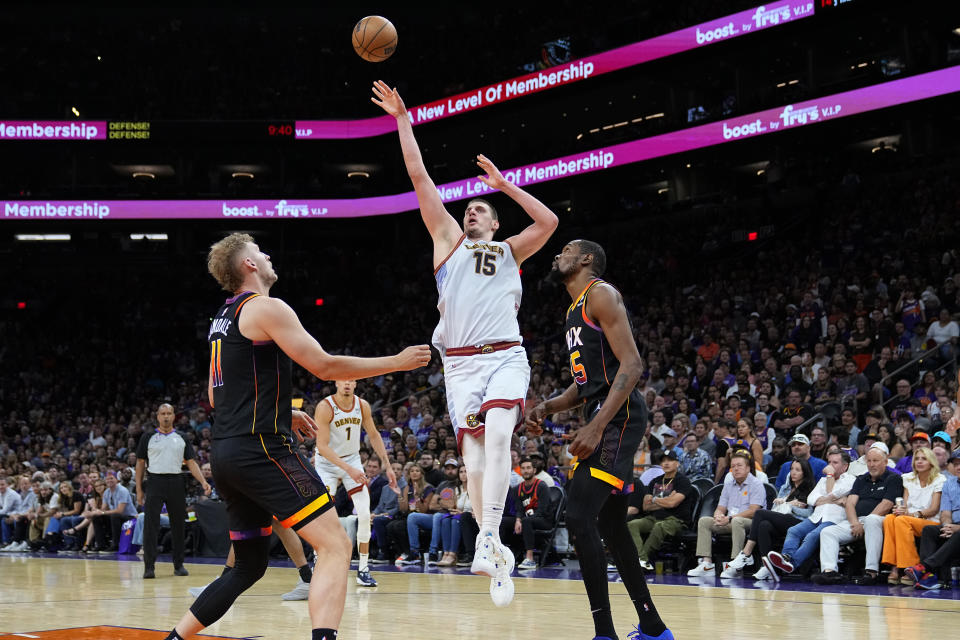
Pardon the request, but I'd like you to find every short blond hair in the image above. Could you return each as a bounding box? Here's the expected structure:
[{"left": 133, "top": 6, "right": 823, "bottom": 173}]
[{"left": 207, "top": 233, "right": 254, "bottom": 293}]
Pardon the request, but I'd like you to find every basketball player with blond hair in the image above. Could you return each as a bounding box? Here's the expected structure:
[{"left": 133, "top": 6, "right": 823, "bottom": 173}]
[
  {"left": 372, "top": 80, "right": 559, "bottom": 607},
  {"left": 161, "top": 232, "right": 430, "bottom": 640}
]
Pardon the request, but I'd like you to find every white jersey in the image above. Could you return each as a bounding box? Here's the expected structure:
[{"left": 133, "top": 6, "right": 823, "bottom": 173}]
[
  {"left": 322, "top": 395, "right": 363, "bottom": 458},
  {"left": 432, "top": 234, "right": 522, "bottom": 353}
]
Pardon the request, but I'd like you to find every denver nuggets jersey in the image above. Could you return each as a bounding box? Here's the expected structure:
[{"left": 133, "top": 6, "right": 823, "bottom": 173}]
[
  {"left": 322, "top": 395, "right": 363, "bottom": 457},
  {"left": 432, "top": 234, "right": 522, "bottom": 353},
  {"left": 208, "top": 291, "right": 293, "bottom": 440}
]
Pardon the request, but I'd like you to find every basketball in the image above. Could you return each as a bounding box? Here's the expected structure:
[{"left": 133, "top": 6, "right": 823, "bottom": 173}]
[{"left": 352, "top": 15, "right": 397, "bottom": 62}]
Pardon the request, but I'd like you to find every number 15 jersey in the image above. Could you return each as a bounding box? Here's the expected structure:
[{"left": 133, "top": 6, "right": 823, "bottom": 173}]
[{"left": 432, "top": 234, "right": 523, "bottom": 354}]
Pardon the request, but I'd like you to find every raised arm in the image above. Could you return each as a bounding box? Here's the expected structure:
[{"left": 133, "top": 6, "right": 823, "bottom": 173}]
[
  {"left": 477, "top": 155, "right": 558, "bottom": 265},
  {"left": 371, "top": 81, "right": 462, "bottom": 260},
  {"left": 568, "top": 284, "right": 644, "bottom": 459},
  {"left": 239, "top": 296, "right": 430, "bottom": 379}
]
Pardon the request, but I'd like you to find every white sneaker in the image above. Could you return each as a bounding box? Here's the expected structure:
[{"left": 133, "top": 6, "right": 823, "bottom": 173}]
[
  {"left": 14, "top": 541, "right": 29, "bottom": 552},
  {"left": 686, "top": 559, "right": 715, "bottom": 577},
  {"left": 188, "top": 584, "right": 210, "bottom": 598},
  {"left": 752, "top": 565, "right": 772, "bottom": 581},
  {"left": 489, "top": 541, "right": 515, "bottom": 608},
  {"left": 719, "top": 562, "right": 740, "bottom": 579},
  {"left": 471, "top": 533, "right": 497, "bottom": 578},
  {"left": 1, "top": 541, "right": 17, "bottom": 551},
  {"left": 727, "top": 552, "right": 754, "bottom": 571},
  {"left": 281, "top": 579, "right": 310, "bottom": 600},
  {"left": 639, "top": 559, "right": 653, "bottom": 571}
]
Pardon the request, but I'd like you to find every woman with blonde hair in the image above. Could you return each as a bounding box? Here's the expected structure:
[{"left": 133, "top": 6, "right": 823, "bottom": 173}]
[{"left": 882, "top": 447, "right": 945, "bottom": 585}]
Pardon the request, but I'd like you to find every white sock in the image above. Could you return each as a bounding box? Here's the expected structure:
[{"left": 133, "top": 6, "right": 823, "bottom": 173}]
[
  {"left": 479, "top": 406, "right": 518, "bottom": 544},
  {"left": 359, "top": 552, "right": 368, "bottom": 571}
]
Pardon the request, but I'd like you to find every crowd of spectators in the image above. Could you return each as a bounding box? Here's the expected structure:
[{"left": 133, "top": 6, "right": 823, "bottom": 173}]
[{"left": 2, "top": 147, "right": 960, "bottom": 586}]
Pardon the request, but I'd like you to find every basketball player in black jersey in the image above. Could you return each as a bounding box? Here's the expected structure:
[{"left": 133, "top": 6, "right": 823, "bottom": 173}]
[
  {"left": 162, "top": 233, "right": 430, "bottom": 640},
  {"left": 527, "top": 240, "right": 673, "bottom": 640}
]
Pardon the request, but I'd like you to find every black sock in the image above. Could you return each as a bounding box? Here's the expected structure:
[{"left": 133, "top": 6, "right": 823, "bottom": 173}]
[
  {"left": 591, "top": 607, "right": 617, "bottom": 639},
  {"left": 633, "top": 597, "right": 667, "bottom": 637},
  {"left": 298, "top": 563, "right": 313, "bottom": 583},
  {"left": 163, "top": 630, "right": 184, "bottom": 640},
  {"left": 221, "top": 565, "right": 233, "bottom": 577},
  {"left": 312, "top": 629, "right": 337, "bottom": 640}
]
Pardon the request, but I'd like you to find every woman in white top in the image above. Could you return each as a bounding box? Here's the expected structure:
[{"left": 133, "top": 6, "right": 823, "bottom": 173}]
[{"left": 882, "top": 447, "right": 945, "bottom": 584}]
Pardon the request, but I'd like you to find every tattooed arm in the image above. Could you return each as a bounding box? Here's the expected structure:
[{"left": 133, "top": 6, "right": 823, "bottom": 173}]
[{"left": 567, "top": 284, "right": 645, "bottom": 459}]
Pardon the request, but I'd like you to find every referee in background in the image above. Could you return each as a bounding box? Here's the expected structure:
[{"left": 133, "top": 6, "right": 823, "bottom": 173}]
[{"left": 136, "top": 403, "right": 211, "bottom": 579}]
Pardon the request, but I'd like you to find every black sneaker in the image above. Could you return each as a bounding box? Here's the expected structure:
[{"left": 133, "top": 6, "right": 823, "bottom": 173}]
[
  {"left": 396, "top": 551, "right": 421, "bottom": 565},
  {"left": 143, "top": 567, "right": 156, "bottom": 579},
  {"left": 456, "top": 554, "right": 473, "bottom": 567},
  {"left": 173, "top": 566, "right": 190, "bottom": 577},
  {"left": 851, "top": 572, "right": 880, "bottom": 586},
  {"left": 369, "top": 554, "right": 390, "bottom": 565},
  {"left": 426, "top": 551, "right": 441, "bottom": 566},
  {"left": 811, "top": 571, "right": 844, "bottom": 585}
]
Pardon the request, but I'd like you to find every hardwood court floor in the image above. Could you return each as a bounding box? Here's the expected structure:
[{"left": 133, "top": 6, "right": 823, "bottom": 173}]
[{"left": 1, "top": 556, "right": 958, "bottom": 639}]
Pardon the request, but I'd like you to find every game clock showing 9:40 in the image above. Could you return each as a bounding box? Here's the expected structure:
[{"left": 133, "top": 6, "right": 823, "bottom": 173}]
[{"left": 267, "top": 123, "right": 295, "bottom": 138}]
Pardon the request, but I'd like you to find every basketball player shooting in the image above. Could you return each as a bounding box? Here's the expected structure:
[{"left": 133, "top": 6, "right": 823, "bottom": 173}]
[
  {"left": 372, "top": 80, "right": 559, "bottom": 607},
  {"left": 312, "top": 379, "right": 398, "bottom": 588},
  {"left": 526, "top": 240, "right": 673, "bottom": 640}
]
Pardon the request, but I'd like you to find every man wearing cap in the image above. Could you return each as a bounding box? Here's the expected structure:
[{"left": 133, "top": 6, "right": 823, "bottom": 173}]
[
  {"left": 895, "top": 430, "right": 930, "bottom": 474},
  {"left": 513, "top": 457, "right": 553, "bottom": 571},
  {"left": 775, "top": 434, "right": 828, "bottom": 489},
  {"left": 813, "top": 446, "right": 902, "bottom": 585},
  {"left": 909, "top": 450, "right": 960, "bottom": 588},
  {"left": 408, "top": 458, "right": 460, "bottom": 565},
  {"left": 628, "top": 450, "right": 695, "bottom": 571}
]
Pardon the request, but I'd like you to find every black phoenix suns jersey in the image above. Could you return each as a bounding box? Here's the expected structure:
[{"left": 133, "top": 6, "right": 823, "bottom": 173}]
[
  {"left": 208, "top": 291, "right": 293, "bottom": 440},
  {"left": 564, "top": 278, "right": 629, "bottom": 406}
]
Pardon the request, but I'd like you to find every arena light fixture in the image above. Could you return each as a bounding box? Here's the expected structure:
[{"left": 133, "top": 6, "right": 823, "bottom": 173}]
[
  {"left": 71, "top": 107, "right": 80, "bottom": 117},
  {"left": 15, "top": 234, "right": 71, "bottom": 241},
  {"left": 347, "top": 171, "right": 370, "bottom": 178},
  {"left": 231, "top": 172, "right": 255, "bottom": 179},
  {"left": 132, "top": 171, "right": 156, "bottom": 180},
  {"left": 129, "top": 233, "right": 169, "bottom": 240},
  {"left": 645, "top": 112, "right": 665, "bottom": 120}
]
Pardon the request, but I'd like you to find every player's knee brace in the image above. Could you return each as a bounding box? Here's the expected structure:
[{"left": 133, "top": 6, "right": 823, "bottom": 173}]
[
  {"left": 353, "top": 488, "right": 371, "bottom": 543},
  {"left": 191, "top": 536, "right": 271, "bottom": 626}
]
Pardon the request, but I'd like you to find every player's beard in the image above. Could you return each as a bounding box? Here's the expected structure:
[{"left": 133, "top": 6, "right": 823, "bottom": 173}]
[{"left": 545, "top": 264, "right": 567, "bottom": 284}]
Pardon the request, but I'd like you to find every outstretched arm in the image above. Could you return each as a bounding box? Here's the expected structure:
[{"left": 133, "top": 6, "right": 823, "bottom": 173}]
[
  {"left": 478, "top": 155, "right": 558, "bottom": 265},
  {"left": 568, "top": 284, "right": 643, "bottom": 459},
  {"left": 371, "top": 81, "right": 462, "bottom": 260},
  {"left": 240, "top": 296, "right": 431, "bottom": 379}
]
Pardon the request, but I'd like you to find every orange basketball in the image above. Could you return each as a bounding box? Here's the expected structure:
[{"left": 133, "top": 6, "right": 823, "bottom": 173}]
[{"left": 352, "top": 16, "right": 398, "bottom": 62}]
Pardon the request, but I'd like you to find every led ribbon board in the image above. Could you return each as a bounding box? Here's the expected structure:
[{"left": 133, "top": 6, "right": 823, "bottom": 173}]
[
  {"left": 3, "top": 65, "right": 958, "bottom": 220},
  {"left": 294, "top": 1, "right": 816, "bottom": 138}
]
